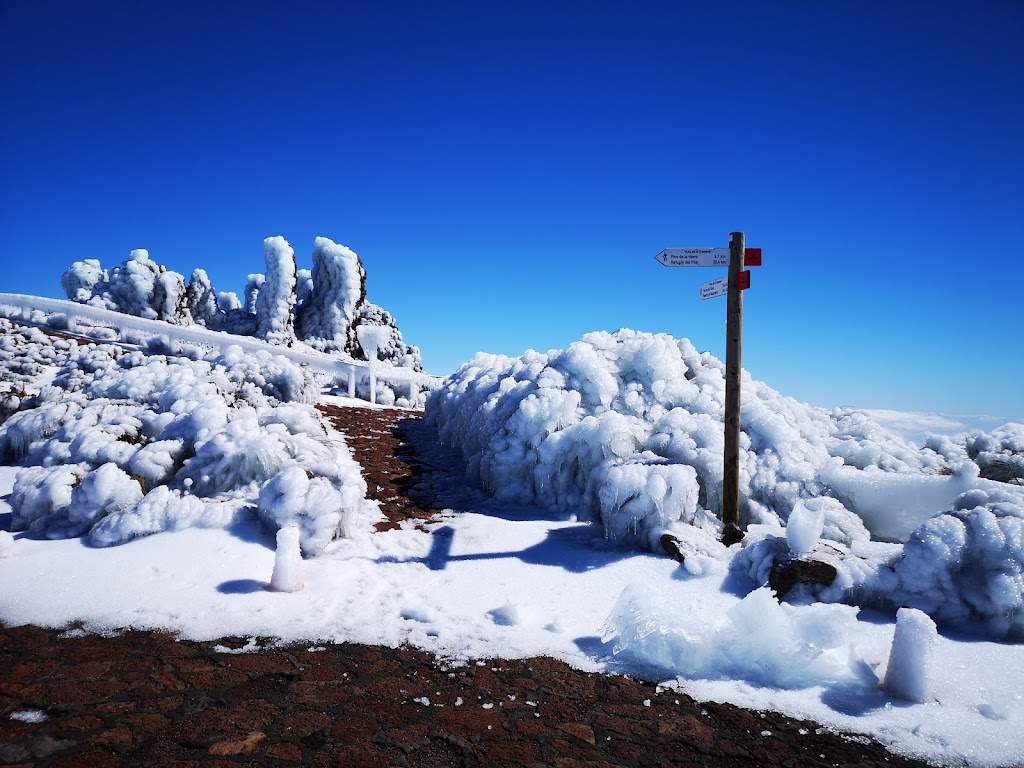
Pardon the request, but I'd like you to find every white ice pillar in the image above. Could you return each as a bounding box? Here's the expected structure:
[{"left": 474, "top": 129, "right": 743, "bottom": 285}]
[{"left": 347, "top": 365, "right": 356, "bottom": 398}]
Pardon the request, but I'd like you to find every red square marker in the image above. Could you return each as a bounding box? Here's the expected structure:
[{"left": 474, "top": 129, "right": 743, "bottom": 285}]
[
  {"left": 737, "top": 270, "right": 751, "bottom": 290},
  {"left": 743, "top": 247, "right": 762, "bottom": 267}
]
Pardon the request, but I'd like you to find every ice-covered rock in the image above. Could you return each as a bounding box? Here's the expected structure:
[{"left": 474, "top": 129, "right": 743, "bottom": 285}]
[
  {"left": 255, "top": 236, "right": 297, "bottom": 346},
  {"left": 296, "top": 236, "right": 365, "bottom": 348},
  {"left": 61, "top": 259, "right": 106, "bottom": 302},
  {"left": 244, "top": 273, "right": 264, "bottom": 314},
  {"left": 883, "top": 607, "right": 938, "bottom": 703},
  {"left": 186, "top": 268, "right": 220, "bottom": 326},
  {"left": 269, "top": 524, "right": 304, "bottom": 592}
]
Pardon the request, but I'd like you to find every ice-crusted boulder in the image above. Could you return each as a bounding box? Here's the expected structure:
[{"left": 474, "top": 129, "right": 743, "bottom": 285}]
[
  {"left": 296, "top": 236, "right": 365, "bottom": 349},
  {"left": 255, "top": 236, "right": 297, "bottom": 346},
  {"left": 426, "top": 329, "right": 958, "bottom": 549},
  {"left": 95, "top": 249, "right": 162, "bottom": 318},
  {"left": 353, "top": 302, "right": 423, "bottom": 371},
  {"left": 61, "top": 259, "right": 107, "bottom": 302},
  {"left": 731, "top": 486, "right": 1024, "bottom": 639},
  {"left": 296, "top": 268, "right": 313, "bottom": 308},
  {"left": 56, "top": 235, "right": 424, "bottom": 372},
  {"left": 186, "top": 268, "right": 220, "bottom": 326},
  {"left": 152, "top": 269, "right": 190, "bottom": 324},
  {"left": 244, "top": 273, "right": 264, "bottom": 314},
  {"left": 0, "top": 331, "right": 379, "bottom": 551}
]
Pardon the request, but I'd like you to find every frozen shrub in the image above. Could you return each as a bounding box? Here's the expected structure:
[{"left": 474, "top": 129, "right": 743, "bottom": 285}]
[
  {"left": 426, "top": 330, "right": 959, "bottom": 549},
  {"left": 10, "top": 464, "right": 85, "bottom": 534},
  {"left": 0, "top": 329, "right": 376, "bottom": 550},
  {"left": 64, "top": 463, "right": 143, "bottom": 536}
]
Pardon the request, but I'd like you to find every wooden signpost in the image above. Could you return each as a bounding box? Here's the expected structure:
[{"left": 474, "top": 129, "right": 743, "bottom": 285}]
[{"left": 655, "top": 232, "right": 762, "bottom": 546}]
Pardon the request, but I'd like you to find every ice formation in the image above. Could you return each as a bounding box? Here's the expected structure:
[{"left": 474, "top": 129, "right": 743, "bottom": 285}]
[
  {"left": 427, "top": 330, "right": 955, "bottom": 549},
  {"left": 0, "top": 328, "right": 378, "bottom": 551},
  {"left": 786, "top": 499, "right": 825, "bottom": 556},
  {"left": 604, "top": 584, "right": 863, "bottom": 689},
  {"left": 296, "top": 236, "right": 365, "bottom": 348},
  {"left": 61, "top": 259, "right": 106, "bottom": 302},
  {"left": 57, "top": 235, "right": 423, "bottom": 369},
  {"left": 270, "top": 524, "right": 304, "bottom": 592},
  {"left": 882, "top": 607, "right": 937, "bottom": 703},
  {"left": 185, "top": 269, "right": 219, "bottom": 326},
  {"left": 255, "top": 236, "right": 297, "bottom": 346}
]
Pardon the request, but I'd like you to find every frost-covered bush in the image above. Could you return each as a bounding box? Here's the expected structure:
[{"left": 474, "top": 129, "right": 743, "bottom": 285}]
[
  {"left": 255, "top": 236, "right": 297, "bottom": 346},
  {"left": 0, "top": 330, "right": 378, "bottom": 550},
  {"left": 426, "top": 330, "right": 957, "bottom": 549}
]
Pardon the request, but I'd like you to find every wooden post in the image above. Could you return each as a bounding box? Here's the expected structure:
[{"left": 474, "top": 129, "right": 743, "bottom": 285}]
[{"left": 722, "top": 231, "right": 745, "bottom": 546}]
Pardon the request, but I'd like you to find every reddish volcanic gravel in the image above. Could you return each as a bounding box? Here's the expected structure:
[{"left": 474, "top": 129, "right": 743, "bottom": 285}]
[{"left": 0, "top": 404, "right": 931, "bottom": 768}]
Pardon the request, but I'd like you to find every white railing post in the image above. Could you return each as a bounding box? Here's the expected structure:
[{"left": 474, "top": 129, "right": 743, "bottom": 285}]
[{"left": 348, "top": 365, "right": 356, "bottom": 398}]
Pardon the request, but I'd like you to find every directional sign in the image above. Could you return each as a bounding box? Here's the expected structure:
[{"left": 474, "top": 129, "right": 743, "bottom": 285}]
[
  {"left": 699, "top": 277, "right": 728, "bottom": 300},
  {"left": 655, "top": 248, "right": 729, "bottom": 267}
]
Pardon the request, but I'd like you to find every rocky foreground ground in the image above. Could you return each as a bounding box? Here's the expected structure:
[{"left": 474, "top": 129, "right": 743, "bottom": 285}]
[{"left": 0, "top": 405, "right": 931, "bottom": 767}]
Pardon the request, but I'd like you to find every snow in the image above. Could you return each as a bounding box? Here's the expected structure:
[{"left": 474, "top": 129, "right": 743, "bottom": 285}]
[
  {"left": 0, "top": 529, "right": 13, "bottom": 557},
  {"left": 269, "top": 524, "right": 304, "bottom": 592},
  {"left": 2, "top": 321, "right": 1023, "bottom": 766},
  {"left": 883, "top": 608, "right": 938, "bottom": 703},
  {"left": 1, "top": 485, "right": 1021, "bottom": 766},
  {"left": 9, "top": 710, "right": 48, "bottom": 724}
]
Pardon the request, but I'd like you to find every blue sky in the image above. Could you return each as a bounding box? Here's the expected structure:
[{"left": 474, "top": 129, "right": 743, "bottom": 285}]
[{"left": 2, "top": 1, "right": 1022, "bottom": 418}]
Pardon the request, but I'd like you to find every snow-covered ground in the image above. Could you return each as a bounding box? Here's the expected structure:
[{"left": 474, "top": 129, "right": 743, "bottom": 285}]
[
  {"left": 2, "top": 319, "right": 1023, "bottom": 766},
  {"left": 1, "top": 463, "right": 1020, "bottom": 766}
]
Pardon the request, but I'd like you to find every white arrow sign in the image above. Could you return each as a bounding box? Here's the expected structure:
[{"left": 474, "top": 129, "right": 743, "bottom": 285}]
[
  {"left": 655, "top": 247, "right": 729, "bottom": 267},
  {"left": 699, "top": 277, "right": 728, "bottom": 300}
]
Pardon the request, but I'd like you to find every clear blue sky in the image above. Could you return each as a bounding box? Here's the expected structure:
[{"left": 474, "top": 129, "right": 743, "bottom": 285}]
[{"left": 2, "top": 1, "right": 1021, "bottom": 418}]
